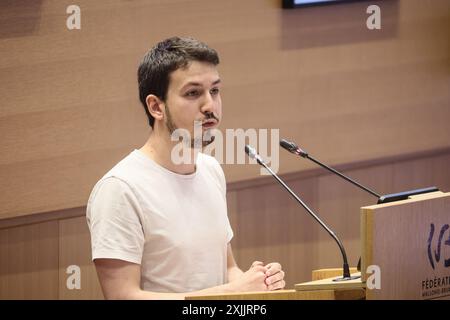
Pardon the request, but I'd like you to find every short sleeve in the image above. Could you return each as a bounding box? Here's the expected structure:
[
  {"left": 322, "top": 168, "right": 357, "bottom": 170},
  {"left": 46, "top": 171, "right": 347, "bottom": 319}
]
[{"left": 86, "top": 177, "right": 145, "bottom": 264}]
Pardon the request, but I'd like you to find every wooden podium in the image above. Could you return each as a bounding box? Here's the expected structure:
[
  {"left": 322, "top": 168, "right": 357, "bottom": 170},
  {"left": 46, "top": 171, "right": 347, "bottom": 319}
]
[
  {"left": 187, "top": 191, "right": 450, "bottom": 300},
  {"left": 361, "top": 191, "right": 450, "bottom": 300}
]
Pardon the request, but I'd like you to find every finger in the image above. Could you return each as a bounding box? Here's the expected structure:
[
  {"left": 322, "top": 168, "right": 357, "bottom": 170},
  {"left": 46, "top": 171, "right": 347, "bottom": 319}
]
[
  {"left": 268, "top": 280, "right": 286, "bottom": 291},
  {"left": 252, "top": 265, "right": 268, "bottom": 274},
  {"left": 265, "top": 262, "right": 281, "bottom": 271},
  {"left": 251, "top": 261, "right": 264, "bottom": 268},
  {"left": 268, "top": 277, "right": 286, "bottom": 290},
  {"left": 265, "top": 263, "right": 282, "bottom": 276},
  {"left": 265, "top": 270, "right": 284, "bottom": 285}
]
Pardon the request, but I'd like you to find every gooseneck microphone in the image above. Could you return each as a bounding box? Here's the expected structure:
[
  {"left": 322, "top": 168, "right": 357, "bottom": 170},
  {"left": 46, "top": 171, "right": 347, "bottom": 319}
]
[
  {"left": 280, "top": 139, "right": 381, "bottom": 198},
  {"left": 280, "top": 138, "right": 440, "bottom": 205},
  {"left": 280, "top": 138, "right": 440, "bottom": 272},
  {"left": 245, "top": 145, "right": 359, "bottom": 281}
]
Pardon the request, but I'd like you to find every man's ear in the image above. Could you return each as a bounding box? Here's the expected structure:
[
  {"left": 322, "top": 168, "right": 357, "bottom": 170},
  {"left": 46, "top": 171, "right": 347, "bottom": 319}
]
[{"left": 145, "top": 94, "right": 164, "bottom": 122}]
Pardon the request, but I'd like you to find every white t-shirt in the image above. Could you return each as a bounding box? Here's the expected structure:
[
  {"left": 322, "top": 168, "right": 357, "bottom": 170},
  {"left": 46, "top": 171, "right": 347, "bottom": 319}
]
[{"left": 86, "top": 149, "right": 234, "bottom": 293}]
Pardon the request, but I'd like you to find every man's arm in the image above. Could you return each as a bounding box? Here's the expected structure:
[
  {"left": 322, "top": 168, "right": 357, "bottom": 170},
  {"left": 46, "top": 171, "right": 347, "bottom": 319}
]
[
  {"left": 226, "top": 243, "right": 245, "bottom": 282},
  {"left": 94, "top": 257, "right": 268, "bottom": 300}
]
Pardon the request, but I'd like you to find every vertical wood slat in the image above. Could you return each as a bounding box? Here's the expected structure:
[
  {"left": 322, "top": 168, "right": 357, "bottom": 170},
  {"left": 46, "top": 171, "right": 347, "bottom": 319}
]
[{"left": 0, "top": 221, "right": 59, "bottom": 299}]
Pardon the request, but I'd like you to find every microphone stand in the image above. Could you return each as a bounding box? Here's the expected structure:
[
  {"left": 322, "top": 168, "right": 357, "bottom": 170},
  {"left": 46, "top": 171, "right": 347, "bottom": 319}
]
[{"left": 246, "top": 145, "right": 359, "bottom": 281}]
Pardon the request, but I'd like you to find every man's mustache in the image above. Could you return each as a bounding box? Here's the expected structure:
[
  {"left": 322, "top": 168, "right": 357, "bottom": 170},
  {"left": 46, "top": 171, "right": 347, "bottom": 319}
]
[{"left": 203, "top": 111, "right": 219, "bottom": 122}]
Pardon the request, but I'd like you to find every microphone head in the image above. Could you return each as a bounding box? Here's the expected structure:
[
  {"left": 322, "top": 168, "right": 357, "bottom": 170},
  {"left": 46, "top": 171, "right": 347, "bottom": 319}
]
[
  {"left": 245, "top": 144, "right": 265, "bottom": 165},
  {"left": 280, "top": 139, "right": 298, "bottom": 152},
  {"left": 280, "top": 139, "right": 308, "bottom": 157},
  {"left": 245, "top": 144, "right": 257, "bottom": 160}
]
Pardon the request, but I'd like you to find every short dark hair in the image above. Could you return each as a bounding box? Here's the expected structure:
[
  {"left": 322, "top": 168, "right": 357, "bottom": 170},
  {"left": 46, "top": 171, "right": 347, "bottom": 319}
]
[{"left": 137, "top": 37, "right": 220, "bottom": 128}]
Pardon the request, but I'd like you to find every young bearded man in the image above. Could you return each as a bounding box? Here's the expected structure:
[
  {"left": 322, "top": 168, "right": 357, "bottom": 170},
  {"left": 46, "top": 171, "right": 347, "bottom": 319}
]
[{"left": 86, "top": 37, "right": 285, "bottom": 299}]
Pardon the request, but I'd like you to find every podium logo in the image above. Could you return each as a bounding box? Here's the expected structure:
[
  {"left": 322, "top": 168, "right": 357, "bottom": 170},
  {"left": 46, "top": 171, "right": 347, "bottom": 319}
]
[{"left": 427, "top": 223, "right": 450, "bottom": 270}]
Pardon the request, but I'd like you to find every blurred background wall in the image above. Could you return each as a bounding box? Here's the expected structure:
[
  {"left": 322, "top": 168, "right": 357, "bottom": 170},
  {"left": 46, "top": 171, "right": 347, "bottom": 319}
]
[{"left": 0, "top": 0, "right": 449, "bottom": 299}]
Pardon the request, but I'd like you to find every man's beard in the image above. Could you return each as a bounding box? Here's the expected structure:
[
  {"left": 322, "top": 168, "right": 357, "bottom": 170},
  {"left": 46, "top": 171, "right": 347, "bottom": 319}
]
[{"left": 165, "top": 104, "right": 216, "bottom": 148}]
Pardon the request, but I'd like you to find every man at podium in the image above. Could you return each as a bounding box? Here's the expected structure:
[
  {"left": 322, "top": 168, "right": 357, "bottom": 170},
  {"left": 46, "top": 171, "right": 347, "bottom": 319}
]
[{"left": 86, "top": 37, "right": 285, "bottom": 299}]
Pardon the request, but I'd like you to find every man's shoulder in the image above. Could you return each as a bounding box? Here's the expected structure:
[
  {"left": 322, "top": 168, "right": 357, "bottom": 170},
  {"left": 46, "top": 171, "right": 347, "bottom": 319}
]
[
  {"left": 199, "top": 152, "right": 220, "bottom": 164},
  {"left": 198, "top": 152, "right": 226, "bottom": 189},
  {"left": 101, "top": 150, "right": 142, "bottom": 179},
  {"left": 90, "top": 150, "right": 143, "bottom": 196},
  {"left": 199, "top": 152, "right": 223, "bottom": 172}
]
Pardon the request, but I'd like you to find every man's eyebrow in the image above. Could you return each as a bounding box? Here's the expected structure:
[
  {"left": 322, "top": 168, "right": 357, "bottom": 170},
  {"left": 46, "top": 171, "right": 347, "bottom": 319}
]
[{"left": 180, "top": 79, "right": 221, "bottom": 90}]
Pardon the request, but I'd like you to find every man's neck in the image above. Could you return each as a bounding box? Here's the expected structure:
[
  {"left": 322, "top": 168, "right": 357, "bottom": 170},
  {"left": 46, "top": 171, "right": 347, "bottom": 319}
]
[{"left": 139, "top": 130, "right": 198, "bottom": 175}]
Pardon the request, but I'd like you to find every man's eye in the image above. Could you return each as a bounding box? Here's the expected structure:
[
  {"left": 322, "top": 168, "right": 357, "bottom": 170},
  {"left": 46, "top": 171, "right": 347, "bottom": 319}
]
[
  {"left": 186, "top": 90, "right": 200, "bottom": 97},
  {"left": 210, "top": 88, "right": 220, "bottom": 95}
]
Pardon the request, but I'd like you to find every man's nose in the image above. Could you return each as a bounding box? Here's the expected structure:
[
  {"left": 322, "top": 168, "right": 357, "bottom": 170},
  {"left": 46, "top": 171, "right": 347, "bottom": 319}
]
[{"left": 201, "top": 92, "right": 215, "bottom": 114}]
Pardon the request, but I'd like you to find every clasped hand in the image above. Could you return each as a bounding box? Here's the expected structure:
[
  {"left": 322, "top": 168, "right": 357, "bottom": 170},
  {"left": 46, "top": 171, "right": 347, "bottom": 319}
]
[{"left": 250, "top": 260, "right": 285, "bottom": 291}]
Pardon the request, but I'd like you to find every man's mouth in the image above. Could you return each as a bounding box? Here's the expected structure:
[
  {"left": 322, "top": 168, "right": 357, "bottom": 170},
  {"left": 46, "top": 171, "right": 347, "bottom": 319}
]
[{"left": 202, "top": 120, "right": 218, "bottom": 129}]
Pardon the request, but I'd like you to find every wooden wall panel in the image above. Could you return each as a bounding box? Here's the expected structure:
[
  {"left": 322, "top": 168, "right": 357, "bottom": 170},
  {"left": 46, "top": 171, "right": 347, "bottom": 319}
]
[
  {"left": 59, "top": 215, "right": 103, "bottom": 300},
  {"left": 0, "top": 221, "right": 59, "bottom": 299},
  {"left": 0, "top": 0, "right": 449, "bottom": 219},
  {"left": 0, "top": 147, "right": 135, "bottom": 219}
]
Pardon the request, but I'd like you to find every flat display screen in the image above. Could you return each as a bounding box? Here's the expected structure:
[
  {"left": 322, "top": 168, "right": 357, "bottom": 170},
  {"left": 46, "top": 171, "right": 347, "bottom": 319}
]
[{"left": 283, "top": 0, "right": 360, "bottom": 9}]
